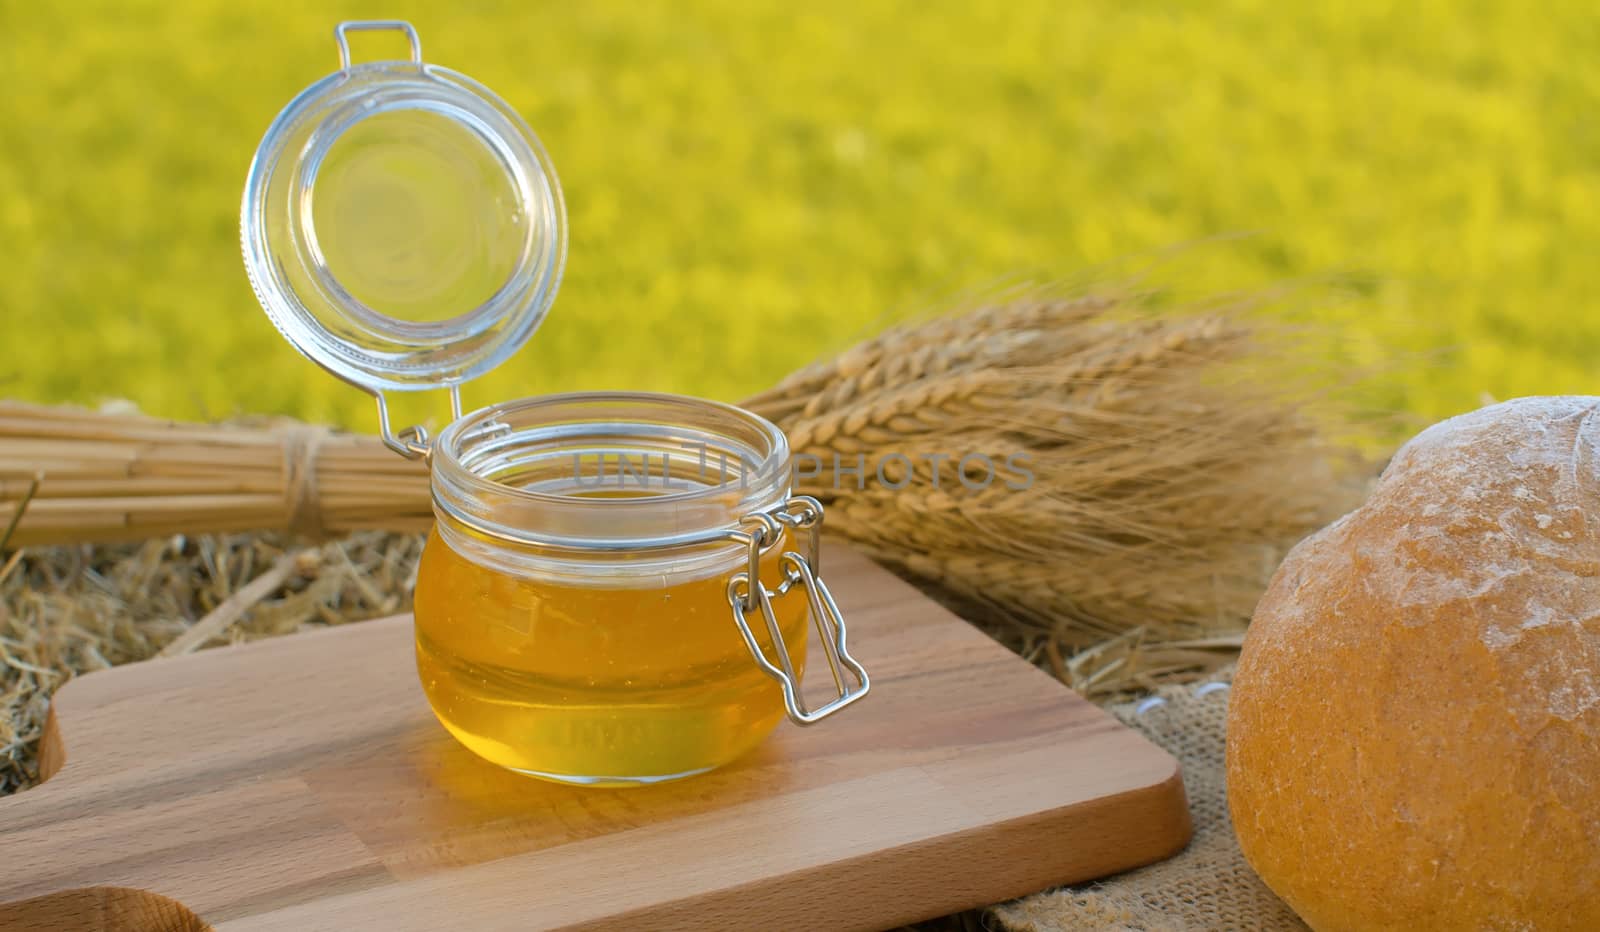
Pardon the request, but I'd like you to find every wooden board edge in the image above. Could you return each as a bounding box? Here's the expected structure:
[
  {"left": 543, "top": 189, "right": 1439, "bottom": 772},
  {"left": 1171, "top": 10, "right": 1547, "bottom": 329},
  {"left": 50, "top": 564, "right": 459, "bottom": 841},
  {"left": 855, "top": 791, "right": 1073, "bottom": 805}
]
[
  {"left": 40, "top": 621, "right": 412, "bottom": 717},
  {"left": 0, "top": 884, "right": 210, "bottom": 932},
  {"left": 579, "top": 759, "right": 1192, "bottom": 931},
  {"left": 35, "top": 705, "right": 65, "bottom": 785}
]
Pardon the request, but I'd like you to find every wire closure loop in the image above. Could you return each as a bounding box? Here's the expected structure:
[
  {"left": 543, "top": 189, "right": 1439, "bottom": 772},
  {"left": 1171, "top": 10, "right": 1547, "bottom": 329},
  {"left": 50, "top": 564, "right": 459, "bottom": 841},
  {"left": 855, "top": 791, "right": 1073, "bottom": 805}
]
[
  {"left": 736, "top": 511, "right": 782, "bottom": 611},
  {"left": 365, "top": 384, "right": 461, "bottom": 460},
  {"left": 726, "top": 496, "right": 871, "bottom": 725},
  {"left": 335, "top": 20, "right": 423, "bottom": 72},
  {"left": 774, "top": 494, "right": 824, "bottom": 575}
]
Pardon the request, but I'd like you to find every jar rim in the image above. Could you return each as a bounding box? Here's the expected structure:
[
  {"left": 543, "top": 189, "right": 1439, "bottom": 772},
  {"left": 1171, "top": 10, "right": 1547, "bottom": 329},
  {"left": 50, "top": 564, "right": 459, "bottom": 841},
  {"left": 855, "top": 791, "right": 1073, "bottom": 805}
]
[{"left": 430, "top": 390, "right": 792, "bottom": 553}]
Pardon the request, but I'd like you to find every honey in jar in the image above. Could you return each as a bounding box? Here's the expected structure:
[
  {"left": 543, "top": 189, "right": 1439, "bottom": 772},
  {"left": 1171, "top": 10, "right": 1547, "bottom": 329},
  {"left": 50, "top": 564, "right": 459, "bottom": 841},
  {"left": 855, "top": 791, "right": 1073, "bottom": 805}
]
[
  {"left": 241, "top": 22, "right": 868, "bottom": 785},
  {"left": 412, "top": 395, "right": 816, "bottom": 784},
  {"left": 414, "top": 527, "right": 808, "bottom": 783}
]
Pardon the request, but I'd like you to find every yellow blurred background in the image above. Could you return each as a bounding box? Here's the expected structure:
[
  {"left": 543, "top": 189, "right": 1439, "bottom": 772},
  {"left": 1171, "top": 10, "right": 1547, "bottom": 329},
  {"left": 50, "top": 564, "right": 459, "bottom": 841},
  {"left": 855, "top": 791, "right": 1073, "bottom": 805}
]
[{"left": 2, "top": 0, "right": 1596, "bottom": 429}]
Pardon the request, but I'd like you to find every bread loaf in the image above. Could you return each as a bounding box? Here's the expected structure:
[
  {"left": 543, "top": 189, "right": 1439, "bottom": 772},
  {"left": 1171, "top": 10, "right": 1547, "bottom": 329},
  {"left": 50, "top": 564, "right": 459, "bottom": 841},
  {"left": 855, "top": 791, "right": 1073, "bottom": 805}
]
[{"left": 1228, "top": 396, "right": 1600, "bottom": 931}]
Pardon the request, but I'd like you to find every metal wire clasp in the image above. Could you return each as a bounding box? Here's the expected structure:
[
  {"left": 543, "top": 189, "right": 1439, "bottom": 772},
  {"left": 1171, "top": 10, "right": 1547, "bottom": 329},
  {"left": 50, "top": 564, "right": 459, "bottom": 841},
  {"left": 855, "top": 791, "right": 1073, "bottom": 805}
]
[
  {"left": 726, "top": 496, "right": 871, "bottom": 725},
  {"left": 361, "top": 384, "right": 461, "bottom": 460}
]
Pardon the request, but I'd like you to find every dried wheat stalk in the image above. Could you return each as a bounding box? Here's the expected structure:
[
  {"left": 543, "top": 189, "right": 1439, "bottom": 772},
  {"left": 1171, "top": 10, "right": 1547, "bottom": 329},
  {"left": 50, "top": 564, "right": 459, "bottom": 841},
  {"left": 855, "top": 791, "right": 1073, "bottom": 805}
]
[{"left": 743, "top": 286, "right": 1364, "bottom": 683}]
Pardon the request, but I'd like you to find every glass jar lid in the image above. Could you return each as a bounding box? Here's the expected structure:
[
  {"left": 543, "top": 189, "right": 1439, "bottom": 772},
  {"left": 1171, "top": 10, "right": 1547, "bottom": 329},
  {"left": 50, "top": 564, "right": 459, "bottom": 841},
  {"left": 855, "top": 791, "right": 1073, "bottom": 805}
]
[{"left": 241, "top": 21, "right": 565, "bottom": 396}]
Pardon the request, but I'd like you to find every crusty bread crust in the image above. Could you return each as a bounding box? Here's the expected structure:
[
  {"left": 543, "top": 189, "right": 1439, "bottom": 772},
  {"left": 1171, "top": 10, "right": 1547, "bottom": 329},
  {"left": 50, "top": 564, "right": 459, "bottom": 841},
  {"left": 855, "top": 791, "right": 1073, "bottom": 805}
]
[{"left": 1228, "top": 396, "right": 1600, "bottom": 931}]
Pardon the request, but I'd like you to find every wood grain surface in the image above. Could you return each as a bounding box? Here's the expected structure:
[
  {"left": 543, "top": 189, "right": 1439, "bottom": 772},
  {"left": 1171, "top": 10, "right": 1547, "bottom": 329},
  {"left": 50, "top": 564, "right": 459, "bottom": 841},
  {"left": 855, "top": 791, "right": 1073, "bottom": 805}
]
[{"left": 0, "top": 546, "right": 1191, "bottom": 931}]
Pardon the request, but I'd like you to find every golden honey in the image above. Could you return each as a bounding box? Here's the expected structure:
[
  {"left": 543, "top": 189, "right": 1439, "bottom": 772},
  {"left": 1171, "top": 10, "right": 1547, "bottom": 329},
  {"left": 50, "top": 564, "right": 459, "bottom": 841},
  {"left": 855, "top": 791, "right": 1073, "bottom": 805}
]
[{"left": 414, "top": 524, "right": 808, "bottom": 786}]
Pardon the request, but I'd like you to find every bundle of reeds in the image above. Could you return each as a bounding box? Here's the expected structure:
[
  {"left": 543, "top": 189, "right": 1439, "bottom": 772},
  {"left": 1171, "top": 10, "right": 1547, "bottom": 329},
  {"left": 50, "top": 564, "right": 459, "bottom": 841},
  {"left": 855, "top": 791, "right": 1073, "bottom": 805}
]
[{"left": 0, "top": 402, "right": 431, "bottom": 547}]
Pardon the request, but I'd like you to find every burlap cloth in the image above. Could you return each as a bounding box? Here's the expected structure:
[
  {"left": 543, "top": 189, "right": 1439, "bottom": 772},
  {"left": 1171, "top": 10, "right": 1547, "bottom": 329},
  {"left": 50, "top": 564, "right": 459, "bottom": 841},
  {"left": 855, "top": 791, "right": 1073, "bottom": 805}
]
[{"left": 992, "top": 667, "right": 1308, "bottom": 932}]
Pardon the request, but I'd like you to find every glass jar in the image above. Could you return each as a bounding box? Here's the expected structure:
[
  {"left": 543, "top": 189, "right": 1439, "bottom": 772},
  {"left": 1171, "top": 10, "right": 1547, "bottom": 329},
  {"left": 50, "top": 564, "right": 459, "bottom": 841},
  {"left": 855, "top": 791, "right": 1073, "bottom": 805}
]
[
  {"left": 418, "top": 392, "right": 840, "bottom": 784},
  {"left": 241, "top": 22, "right": 869, "bottom": 786}
]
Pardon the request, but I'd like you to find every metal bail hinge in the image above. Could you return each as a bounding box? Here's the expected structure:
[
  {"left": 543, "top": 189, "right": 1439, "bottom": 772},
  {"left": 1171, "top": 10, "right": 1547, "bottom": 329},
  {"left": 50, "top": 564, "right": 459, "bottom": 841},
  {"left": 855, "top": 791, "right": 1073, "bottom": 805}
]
[
  {"left": 366, "top": 384, "right": 462, "bottom": 460},
  {"left": 726, "top": 497, "right": 871, "bottom": 725}
]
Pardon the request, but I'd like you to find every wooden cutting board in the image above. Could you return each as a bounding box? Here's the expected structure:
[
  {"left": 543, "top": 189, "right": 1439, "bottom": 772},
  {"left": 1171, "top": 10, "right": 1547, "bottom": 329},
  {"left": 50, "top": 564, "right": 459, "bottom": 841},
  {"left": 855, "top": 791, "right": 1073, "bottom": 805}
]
[{"left": 0, "top": 546, "right": 1190, "bottom": 931}]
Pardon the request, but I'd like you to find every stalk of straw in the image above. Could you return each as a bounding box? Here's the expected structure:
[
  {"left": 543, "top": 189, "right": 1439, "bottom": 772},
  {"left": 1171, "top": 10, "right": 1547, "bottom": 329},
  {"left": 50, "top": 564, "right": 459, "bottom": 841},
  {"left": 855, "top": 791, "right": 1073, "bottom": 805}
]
[{"left": 742, "top": 286, "right": 1364, "bottom": 685}]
